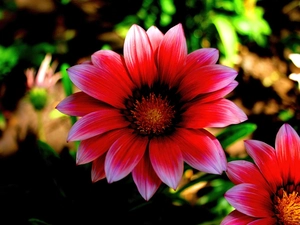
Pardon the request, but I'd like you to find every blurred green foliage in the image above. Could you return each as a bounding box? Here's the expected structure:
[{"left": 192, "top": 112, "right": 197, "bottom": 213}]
[
  {"left": 186, "top": 0, "right": 271, "bottom": 65},
  {"left": 217, "top": 122, "right": 257, "bottom": 149},
  {"left": 114, "top": 0, "right": 271, "bottom": 67},
  {"left": 0, "top": 45, "right": 19, "bottom": 78},
  {"left": 115, "top": 0, "right": 176, "bottom": 37},
  {"left": 0, "top": 42, "right": 55, "bottom": 80}
]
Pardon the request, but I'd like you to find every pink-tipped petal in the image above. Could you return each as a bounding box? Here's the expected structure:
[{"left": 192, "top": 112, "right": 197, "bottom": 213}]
[
  {"left": 56, "top": 92, "right": 110, "bottom": 117},
  {"left": 275, "top": 123, "right": 300, "bottom": 184},
  {"left": 248, "top": 218, "right": 278, "bottom": 225},
  {"left": 67, "top": 110, "right": 130, "bottom": 141},
  {"left": 132, "top": 150, "right": 162, "bottom": 201},
  {"left": 179, "top": 65, "right": 237, "bottom": 101},
  {"left": 221, "top": 210, "right": 256, "bottom": 225},
  {"left": 76, "top": 128, "right": 128, "bottom": 165},
  {"left": 245, "top": 140, "right": 282, "bottom": 192},
  {"left": 91, "top": 50, "right": 134, "bottom": 95},
  {"left": 91, "top": 154, "right": 106, "bottom": 182},
  {"left": 182, "top": 48, "right": 219, "bottom": 75},
  {"left": 172, "top": 128, "right": 226, "bottom": 174},
  {"left": 186, "top": 81, "right": 238, "bottom": 105},
  {"left": 105, "top": 133, "right": 148, "bottom": 183},
  {"left": 227, "top": 160, "right": 272, "bottom": 192},
  {"left": 225, "top": 183, "right": 274, "bottom": 218},
  {"left": 47, "top": 73, "right": 61, "bottom": 88},
  {"left": 146, "top": 26, "right": 164, "bottom": 52},
  {"left": 149, "top": 137, "right": 183, "bottom": 190},
  {"left": 124, "top": 24, "right": 157, "bottom": 87},
  {"left": 67, "top": 64, "right": 128, "bottom": 108},
  {"left": 157, "top": 23, "right": 187, "bottom": 86},
  {"left": 180, "top": 99, "right": 247, "bottom": 128}
]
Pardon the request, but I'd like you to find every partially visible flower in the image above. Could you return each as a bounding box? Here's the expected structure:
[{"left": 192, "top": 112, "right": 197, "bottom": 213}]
[
  {"left": 288, "top": 53, "right": 300, "bottom": 90},
  {"left": 222, "top": 123, "right": 300, "bottom": 224},
  {"left": 25, "top": 54, "right": 61, "bottom": 110},
  {"left": 56, "top": 23, "right": 247, "bottom": 200},
  {"left": 289, "top": 53, "right": 300, "bottom": 68}
]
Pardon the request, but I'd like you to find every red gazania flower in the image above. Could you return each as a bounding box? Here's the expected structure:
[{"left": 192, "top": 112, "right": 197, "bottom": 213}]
[
  {"left": 56, "top": 23, "right": 247, "bottom": 200},
  {"left": 222, "top": 123, "right": 300, "bottom": 224}
]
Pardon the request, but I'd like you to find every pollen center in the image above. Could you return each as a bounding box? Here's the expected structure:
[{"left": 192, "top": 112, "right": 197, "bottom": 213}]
[
  {"left": 274, "top": 188, "right": 300, "bottom": 224},
  {"left": 131, "top": 93, "right": 175, "bottom": 135}
]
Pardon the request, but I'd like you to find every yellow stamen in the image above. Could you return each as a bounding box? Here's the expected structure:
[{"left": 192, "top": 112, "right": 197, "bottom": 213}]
[
  {"left": 131, "top": 93, "right": 175, "bottom": 135},
  {"left": 274, "top": 188, "right": 300, "bottom": 224}
]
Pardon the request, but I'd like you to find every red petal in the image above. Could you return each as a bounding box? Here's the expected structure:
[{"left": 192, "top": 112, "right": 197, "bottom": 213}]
[
  {"left": 91, "top": 153, "right": 106, "bottom": 182},
  {"left": 76, "top": 128, "right": 129, "bottom": 165},
  {"left": 157, "top": 23, "right": 187, "bottom": 86},
  {"left": 181, "top": 48, "right": 219, "bottom": 76},
  {"left": 221, "top": 210, "right": 277, "bottom": 225},
  {"left": 132, "top": 150, "right": 162, "bottom": 201},
  {"left": 146, "top": 26, "right": 164, "bottom": 52},
  {"left": 172, "top": 128, "right": 226, "bottom": 174},
  {"left": 184, "top": 81, "right": 238, "bottom": 105},
  {"left": 56, "top": 92, "right": 110, "bottom": 117},
  {"left": 124, "top": 24, "right": 157, "bottom": 87},
  {"left": 180, "top": 99, "right": 247, "bottom": 128},
  {"left": 275, "top": 123, "right": 300, "bottom": 184},
  {"left": 67, "top": 64, "right": 128, "bottom": 108},
  {"left": 179, "top": 65, "right": 237, "bottom": 101},
  {"left": 227, "top": 160, "right": 272, "bottom": 192},
  {"left": 105, "top": 133, "right": 148, "bottom": 183},
  {"left": 149, "top": 137, "right": 183, "bottom": 190},
  {"left": 225, "top": 183, "right": 274, "bottom": 217},
  {"left": 244, "top": 140, "right": 282, "bottom": 192},
  {"left": 248, "top": 218, "right": 278, "bottom": 225},
  {"left": 68, "top": 109, "right": 130, "bottom": 141},
  {"left": 91, "top": 50, "right": 134, "bottom": 95},
  {"left": 221, "top": 210, "right": 256, "bottom": 225}
]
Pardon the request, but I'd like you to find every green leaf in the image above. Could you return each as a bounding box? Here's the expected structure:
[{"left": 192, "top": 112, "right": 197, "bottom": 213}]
[
  {"left": 28, "top": 218, "right": 51, "bottom": 225},
  {"left": 37, "top": 140, "right": 68, "bottom": 197},
  {"left": 197, "top": 179, "right": 233, "bottom": 205},
  {"left": 0, "top": 45, "right": 19, "bottom": 78},
  {"left": 233, "top": 0, "right": 244, "bottom": 14},
  {"left": 60, "top": 63, "right": 77, "bottom": 125},
  {"left": 60, "top": 63, "right": 73, "bottom": 97},
  {"left": 233, "top": 16, "right": 252, "bottom": 35},
  {"left": 217, "top": 123, "right": 257, "bottom": 149},
  {"left": 212, "top": 15, "right": 239, "bottom": 66},
  {"left": 0, "top": 111, "right": 6, "bottom": 130},
  {"left": 60, "top": 0, "right": 70, "bottom": 5},
  {"left": 37, "top": 140, "right": 59, "bottom": 162},
  {"left": 278, "top": 109, "right": 294, "bottom": 122}
]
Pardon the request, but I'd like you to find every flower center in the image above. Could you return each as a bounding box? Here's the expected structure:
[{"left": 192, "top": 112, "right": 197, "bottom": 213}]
[
  {"left": 131, "top": 93, "right": 175, "bottom": 135},
  {"left": 273, "top": 187, "right": 300, "bottom": 224}
]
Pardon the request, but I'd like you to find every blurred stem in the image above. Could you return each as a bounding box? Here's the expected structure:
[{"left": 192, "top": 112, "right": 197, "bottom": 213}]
[
  {"left": 37, "top": 110, "right": 46, "bottom": 141},
  {"left": 60, "top": 63, "right": 78, "bottom": 137}
]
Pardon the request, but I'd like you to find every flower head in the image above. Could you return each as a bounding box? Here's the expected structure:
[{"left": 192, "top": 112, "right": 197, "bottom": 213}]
[
  {"left": 26, "top": 54, "right": 61, "bottom": 89},
  {"left": 25, "top": 54, "right": 61, "bottom": 110},
  {"left": 222, "top": 123, "right": 300, "bottom": 224},
  {"left": 56, "top": 24, "right": 247, "bottom": 200}
]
